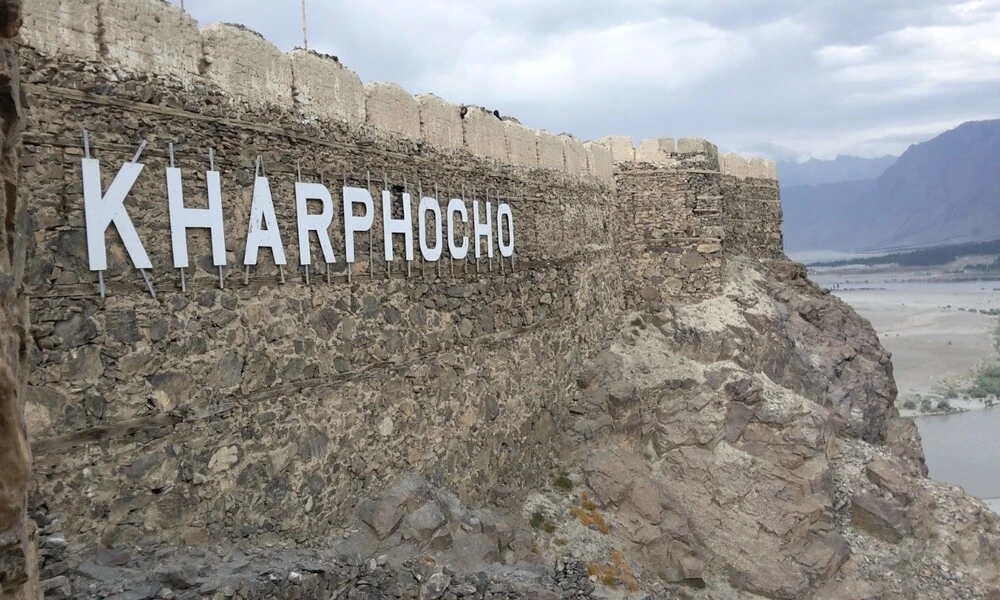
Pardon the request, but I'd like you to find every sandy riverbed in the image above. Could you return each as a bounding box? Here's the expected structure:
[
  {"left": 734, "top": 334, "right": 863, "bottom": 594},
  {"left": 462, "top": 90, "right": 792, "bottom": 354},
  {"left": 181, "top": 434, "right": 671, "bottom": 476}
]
[{"left": 812, "top": 276, "right": 1000, "bottom": 417}]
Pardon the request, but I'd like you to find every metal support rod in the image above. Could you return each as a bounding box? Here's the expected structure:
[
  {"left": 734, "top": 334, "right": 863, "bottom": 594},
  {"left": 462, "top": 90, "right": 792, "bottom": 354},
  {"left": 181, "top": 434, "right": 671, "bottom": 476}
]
[
  {"left": 418, "top": 180, "right": 425, "bottom": 278},
  {"left": 474, "top": 187, "right": 480, "bottom": 274},
  {"left": 84, "top": 130, "right": 105, "bottom": 298},
  {"left": 404, "top": 175, "right": 411, "bottom": 278},
  {"left": 180, "top": 267, "right": 186, "bottom": 292},
  {"left": 367, "top": 171, "right": 374, "bottom": 280},
  {"left": 278, "top": 264, "right": 285, "bottom": 284},
  {"left": 345, "top": 175, "right": 352, "bottom": 284},
  {"left": 463, "top": 185, "right": 469, "bottom": 275},
  {"left": 209, "top": 148, "right": 215, "bottom": 171},
  {"left": 384, "top": 172, "right": 390, "bottom": 280},
  {"left": 140, "top": 268, "right": 156, "bottom": 298},
  {"left": 326, "top": 262, "right": 331, "bottom": 284},
  {"left": 169, "top": 142, "right": 175, "bottom": 168},
  {"left": 439, "top": 184, "right": 451, "bottom": 278},
  {"left": 301, "top": 0, "right": 308, "bottom": 50},
  {"left": 132, "top": 139, "right": 148, "bottom": 164},
  {"left": 219, "top": 266, "right": 224, "bottom": 289},
  {"left": 297, "top": 163, "right": 307, "bottom": 286},
  {"left": 491, "top": 190, "right": 499, "bottom": 272},
  {"left": 244, "top": 265, "right": 250, "bottom": 285}
]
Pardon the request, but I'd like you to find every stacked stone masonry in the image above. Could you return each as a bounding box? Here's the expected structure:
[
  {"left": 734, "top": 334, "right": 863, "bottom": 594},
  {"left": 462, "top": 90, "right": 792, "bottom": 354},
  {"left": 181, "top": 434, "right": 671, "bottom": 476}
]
[
  {"left": 720, "top": 153, "right": 783, "bottom": 258},
  {"left": 13, "top": 0, "right": 785, "bottom": 575},
  {"left": 607, "top": 138, "right": 725, "bottom": 305}
]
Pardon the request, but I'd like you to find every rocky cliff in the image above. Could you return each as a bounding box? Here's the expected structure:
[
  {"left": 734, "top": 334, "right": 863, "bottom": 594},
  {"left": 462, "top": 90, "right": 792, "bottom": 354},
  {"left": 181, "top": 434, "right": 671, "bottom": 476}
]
[
  {"left": 0, "top": 1, "right": 41, "bottom": 597},
  {"left": 31, "top": 257, "right": 1000, "bottom": 599}
]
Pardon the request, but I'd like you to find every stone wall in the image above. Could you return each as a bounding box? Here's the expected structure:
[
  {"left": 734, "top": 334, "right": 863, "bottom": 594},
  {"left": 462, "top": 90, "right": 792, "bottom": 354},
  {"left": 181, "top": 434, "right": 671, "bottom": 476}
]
[
  {"left": 15, "top": 0, "right": 785, "bottom": 558},
  {"left": 720, "top": 153, "right": 783, "bottom": 258},
  {"left": 0, "top": 1, "right": 40, "bottom": 597},
  {"left": 18, "top": 0, "right": 626, "bottom": 549},
  {"left": 597, "top": 136, "right": 725, "bottom": 305}
]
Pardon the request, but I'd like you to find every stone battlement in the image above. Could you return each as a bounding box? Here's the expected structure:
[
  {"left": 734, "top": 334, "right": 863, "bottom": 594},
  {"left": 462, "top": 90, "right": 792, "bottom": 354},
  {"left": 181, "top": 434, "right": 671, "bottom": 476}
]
[
  {"left": 21, "top": 0, "right": 615, "bottom": 183},
  {"left": 595, "top": 135, "right": 777, "bottom": 180}
]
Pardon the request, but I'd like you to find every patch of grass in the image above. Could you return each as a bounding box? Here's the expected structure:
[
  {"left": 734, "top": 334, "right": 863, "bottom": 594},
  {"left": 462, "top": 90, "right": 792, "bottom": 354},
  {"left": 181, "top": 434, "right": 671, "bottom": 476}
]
[
  {"left": 553, "top": 474, "right": 574, "bottom": 491},
  {"left": 921, "top": 398, "right": 933, "bottom": 412},
  {"left": 902, "top": 399, "right": 916, "bottom": 410},
  {"left": 630, "top": 316, "right": 644, "bottom": 328},
  {"left": 529, "top": 512, "right": 545, "bottom": 530},
  {"left": 571, "top": 493, "right": 610, "bottom": 535},
  {"left": 543, "top": 521, "right": 557, "bottom": 534},
  {"left": 586, "top": 551, "right": 639, "bottom": 592},
  {"left": 937, "top": 399, "right": 951, "bottom": 411},
  {"left": 555, "top": 538, "right": 568, "bottom": 546}
]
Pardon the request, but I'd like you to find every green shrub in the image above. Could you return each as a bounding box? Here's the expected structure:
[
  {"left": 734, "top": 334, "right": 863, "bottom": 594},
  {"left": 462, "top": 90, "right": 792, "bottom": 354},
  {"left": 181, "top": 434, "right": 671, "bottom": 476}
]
[
  {"left": 937, "top": 399, "right": 951, "bottom": 411},
  {"left": 921, "top": 398, "right": 933, "bottom": 412},
  {"left": 970, "top": 365, "right": 1000, "bottom": 398},
  {"left": 530, "top": 512, "right": 545, "bottom": 530},
  {"left": 902, "top": 399, "right": 916, "bottom": 409},
  {"left": 553, "top": 474, "right": 574, "bottom": 491}
]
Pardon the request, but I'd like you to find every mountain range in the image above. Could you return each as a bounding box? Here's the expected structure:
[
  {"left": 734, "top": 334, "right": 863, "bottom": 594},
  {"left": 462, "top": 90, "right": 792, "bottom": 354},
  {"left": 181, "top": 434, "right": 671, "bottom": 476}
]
[
  {"left": 777, "top": 155, "right": 897, "bottom": 187},
  {"left": 781, "top": 119, "right": 1000, "bottom": 253}
]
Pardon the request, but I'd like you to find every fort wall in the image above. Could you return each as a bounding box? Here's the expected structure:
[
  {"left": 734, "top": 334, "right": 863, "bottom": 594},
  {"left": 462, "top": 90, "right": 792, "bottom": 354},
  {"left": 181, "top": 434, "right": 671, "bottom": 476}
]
[
  {"left": 15, "top": 0, "right": 784, "bottom": 551},
  {"left": 720, "top": 153, "right": 783, "bottom": 258}
]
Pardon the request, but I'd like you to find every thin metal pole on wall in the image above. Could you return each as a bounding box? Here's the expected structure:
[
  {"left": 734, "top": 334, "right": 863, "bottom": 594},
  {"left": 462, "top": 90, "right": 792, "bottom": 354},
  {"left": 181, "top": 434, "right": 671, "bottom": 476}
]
[{"left": 301, "top": 0, "right": 309, "bottom": 50}]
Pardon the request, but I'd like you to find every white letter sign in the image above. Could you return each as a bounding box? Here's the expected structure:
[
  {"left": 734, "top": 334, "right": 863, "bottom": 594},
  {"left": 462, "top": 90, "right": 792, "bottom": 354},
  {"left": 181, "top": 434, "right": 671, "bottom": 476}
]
[
  {"left": 418, "top": 197, "right": 443, "bottom": 262},
  {"left": 244, "top": 176, "right": 287, "bottom": 266},
  {"left": 497, "top": 203, "right": 515, "bottom": 258},
  {"left": 167, "top": 166, "right": 227, "bottom": 269},
  {"left": 447, "top": 198, "right": 469, "bottom": 260},
  {"left": 343, "top": 186, "right": 374, "bottom": 263},
  {"left": 382, "top": 191, "right": 414, "bottom": 262},
  {"left": 296, "top": 182, "right": 336, "bottom": 265},
  {"left": 81, "top": 158, "right": 152, "bottom": 271},
  {"left": 472, "top": 200, "right": 493, "bottom": 259}
]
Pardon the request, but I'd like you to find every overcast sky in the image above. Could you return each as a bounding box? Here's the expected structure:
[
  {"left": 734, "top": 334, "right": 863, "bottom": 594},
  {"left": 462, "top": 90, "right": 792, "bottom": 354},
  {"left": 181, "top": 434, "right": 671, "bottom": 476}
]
[{"left": 171, "top": 0, "right": 1000, "bottom": 161}]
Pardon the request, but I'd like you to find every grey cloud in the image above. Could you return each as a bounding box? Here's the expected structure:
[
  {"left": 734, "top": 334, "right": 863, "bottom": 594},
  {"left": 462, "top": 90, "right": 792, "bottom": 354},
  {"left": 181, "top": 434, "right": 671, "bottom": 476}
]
[{"left": 171, "top": 0, "right": 1000, "bottom": 159}]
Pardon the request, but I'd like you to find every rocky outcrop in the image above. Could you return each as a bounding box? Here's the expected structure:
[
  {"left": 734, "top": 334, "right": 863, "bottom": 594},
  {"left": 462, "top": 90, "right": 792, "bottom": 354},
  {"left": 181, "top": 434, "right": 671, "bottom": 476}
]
[
  {"left": 544, "top": 256, "right": 999, "bottom": 598},
  {"left": 0, "top": 1, "right": 38, "bottom": 597}
]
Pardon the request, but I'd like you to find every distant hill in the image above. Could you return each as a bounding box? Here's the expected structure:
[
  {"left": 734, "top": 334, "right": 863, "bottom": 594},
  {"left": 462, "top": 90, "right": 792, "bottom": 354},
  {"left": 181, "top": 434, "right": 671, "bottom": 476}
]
[
  {"left": 783, "top": 119, "right": 1000, "bottom": 252},
  {"left": 777, "top": 155, "right": 897, "bottom": 187}
]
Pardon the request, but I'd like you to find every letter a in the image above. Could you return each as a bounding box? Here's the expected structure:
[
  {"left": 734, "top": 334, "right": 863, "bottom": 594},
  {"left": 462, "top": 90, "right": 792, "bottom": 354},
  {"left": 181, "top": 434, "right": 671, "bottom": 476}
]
[{"left": 244, "top": 176, "right": 287, "bottom": 266}]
